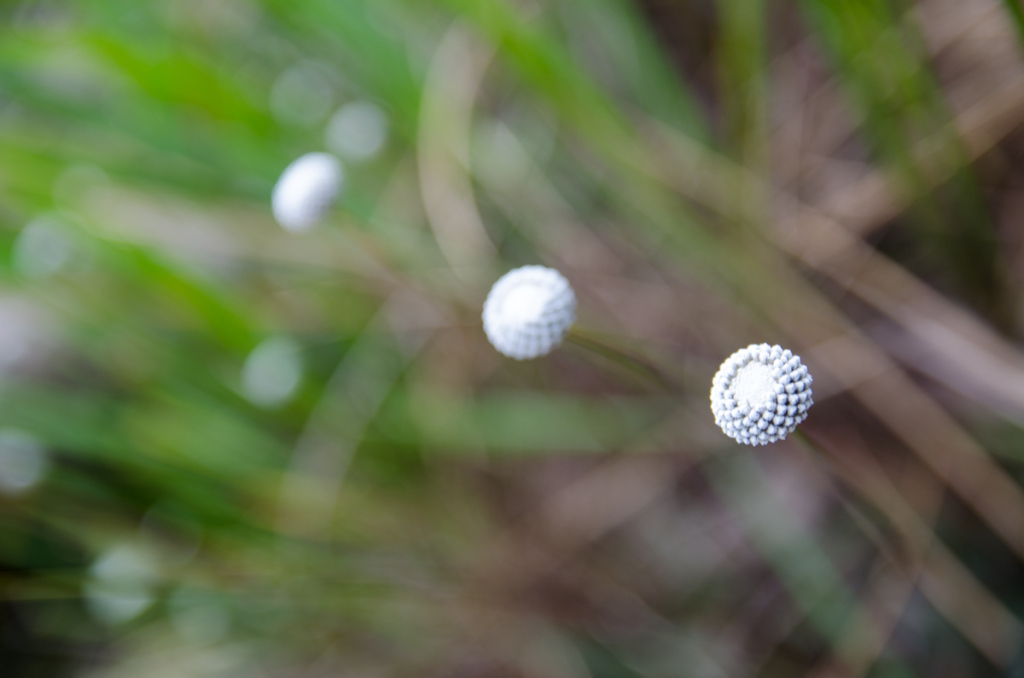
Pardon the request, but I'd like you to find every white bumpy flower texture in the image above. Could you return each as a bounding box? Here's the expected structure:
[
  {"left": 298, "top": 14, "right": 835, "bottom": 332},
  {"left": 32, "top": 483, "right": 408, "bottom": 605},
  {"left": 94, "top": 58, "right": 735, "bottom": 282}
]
[
  {"left": 710, "top": 343, "right": 814, "bottom": 446},
  {"left": 271, "top": 152, "right": 344, "bottom": 233},
  {"left": 483, "top": 265, "right": 577, "bottom": 360}
]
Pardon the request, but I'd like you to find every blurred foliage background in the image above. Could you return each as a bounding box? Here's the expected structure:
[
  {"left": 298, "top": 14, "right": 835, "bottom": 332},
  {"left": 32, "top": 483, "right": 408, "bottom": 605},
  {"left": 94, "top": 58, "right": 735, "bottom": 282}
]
[{"left": 2, "top": 0, "right": 1024, "bottom": 676}]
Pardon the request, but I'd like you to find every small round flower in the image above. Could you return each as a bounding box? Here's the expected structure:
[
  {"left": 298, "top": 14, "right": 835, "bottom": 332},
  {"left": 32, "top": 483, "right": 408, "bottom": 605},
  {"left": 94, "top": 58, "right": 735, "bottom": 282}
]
[
  {"left": 710, "top": 343, "right": 813, "bottom": 446},
  {"left": 326, "top": 101, "right": 389, "bottom": 162},
  {"left": 483, "top": 265, "right": 576, "bottom": 360},
  {"left": 271, "top": 152, "right": 344, "bottom": 232}
]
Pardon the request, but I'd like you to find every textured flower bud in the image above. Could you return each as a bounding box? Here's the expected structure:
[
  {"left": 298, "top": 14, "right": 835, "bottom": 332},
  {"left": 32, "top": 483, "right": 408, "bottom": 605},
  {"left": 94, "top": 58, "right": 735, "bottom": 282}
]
[
  {"left": 483, "top": 265, "right": 576, "bottom": 360},
  {"left": 271, "top": 152, "right": 344, "bottom": 232},
  {"left": 710, "top": 343, "right": 813, "bottom": 446}
]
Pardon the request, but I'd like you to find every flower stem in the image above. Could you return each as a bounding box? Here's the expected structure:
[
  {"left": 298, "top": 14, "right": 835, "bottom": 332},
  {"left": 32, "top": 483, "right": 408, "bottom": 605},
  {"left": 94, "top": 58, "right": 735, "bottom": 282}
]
[{"left": 565, "top": 326, "right": 680, "bottom": 391}]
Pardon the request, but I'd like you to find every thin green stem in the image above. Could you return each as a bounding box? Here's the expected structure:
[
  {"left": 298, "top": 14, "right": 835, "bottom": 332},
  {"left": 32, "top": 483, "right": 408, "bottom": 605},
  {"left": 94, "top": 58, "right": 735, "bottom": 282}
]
[
  {"left": 1002, "top": 0, "right": 1024, "bottom": 57},
  {"left": 565, "top": 326, "right": 680, "bottom": 392}
]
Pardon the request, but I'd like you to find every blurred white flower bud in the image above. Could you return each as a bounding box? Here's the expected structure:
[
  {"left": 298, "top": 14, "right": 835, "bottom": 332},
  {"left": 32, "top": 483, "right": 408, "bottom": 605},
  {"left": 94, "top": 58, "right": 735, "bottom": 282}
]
[
  {"left": 241, "top": 336, "right": 302, "bottom": 408},
  {"left": 270, "top": 61, "right": 334, "bottom": 128},
  {"left": 271, "top": 152, "right": 343, "bottom": 232},
  {"left": 483, "top": 265, "right": 576, "bottom": 360},
  {"left": 326, "top": 101, "right": 388, "bottom": 162},
  {"left": 85, "top": 543, "right": 159, "bottom": 625},
  {"left": 710, "top": 343, "right": 814, "bottom": 446},
  {"left": 13, "top": 215, "right": 74, "bottom": 279},
  {"left": 0, "top": 429, "right": 48, "bottom": 495}
]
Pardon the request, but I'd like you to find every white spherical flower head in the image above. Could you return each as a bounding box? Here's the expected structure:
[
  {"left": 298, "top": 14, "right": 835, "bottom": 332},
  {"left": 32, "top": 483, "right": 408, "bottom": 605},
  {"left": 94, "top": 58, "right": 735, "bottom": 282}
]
[
  {"left": 271, "top": 152, "right": 344, "bottom": 233},
  {"left": 483, "top": 265, "right": 576, "bottom": 360},
  {"left": 710, "top": 343, "right": 814, "bottom": 446}
]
